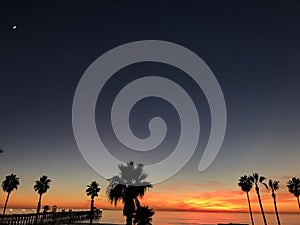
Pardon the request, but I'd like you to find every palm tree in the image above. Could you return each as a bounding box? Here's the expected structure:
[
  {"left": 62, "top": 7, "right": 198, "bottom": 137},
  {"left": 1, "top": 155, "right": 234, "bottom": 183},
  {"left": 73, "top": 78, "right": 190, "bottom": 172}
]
[
  {"left": 34, "top": 175, "right": 51, "bottom": 224},
  {"left": 41, "top": 205, "right": 50, "bottom": 223},
  {"left": 249, "top": 173, "right": 268, "bottom": 225},
  {"left": 238, "top": 175, "right": 255, "bottom": 225},
  {"left": 1, "top": 174, "right": 20, "bottom": 215},
  {"left": 86, "top": 181, "right": 101, "bottom": 225},
  {"left": 52, "top": 205, "right": 57, "bottom": 213},
  {"left": 268, "top": 179, "right": 281, "bottom": 225},
  {"left": 107, "top": 161, "right": 152, "bottom": 225},
  {"left": 42, "top": 205, "right": 50, "bottom": 213},
  {"left": 133, "top": 205, "right": 154, "bottom": 225},
  {"left": 287, "top": 177, "right": 300, "bottom": 210}
]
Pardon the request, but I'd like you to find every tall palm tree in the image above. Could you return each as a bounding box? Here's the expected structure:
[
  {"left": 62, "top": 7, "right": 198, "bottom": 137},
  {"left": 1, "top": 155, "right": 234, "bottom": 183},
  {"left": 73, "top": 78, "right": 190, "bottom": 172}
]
[
  {"left": 107, "top": 161, "right": 152, "bottom": 225},
  {"left": 34, "top": 175, "right": 51, "bottom": 224},
  {"left": 1, "top": 174, "right": 20, "bottom": 215},
  {"left": 249, "top": 173, "right": 268, "bottom": 225},
  {"left": 86, "top": 181, "right": 101, "bottom": 225},
  {"left": 287, "top": 177, "right": 300, "bottom": 210},
  {"left": 268, "top": 179, "right": 281, "bottom": 225},
  {"left": 238, "top": 175, "right": 255, "bottom": 225}
]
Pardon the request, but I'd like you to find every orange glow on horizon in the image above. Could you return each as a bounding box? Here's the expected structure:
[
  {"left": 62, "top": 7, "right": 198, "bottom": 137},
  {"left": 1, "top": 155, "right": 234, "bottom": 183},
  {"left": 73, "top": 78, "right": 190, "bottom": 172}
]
[{"left": 1, "top": 182, "right": 299, "bottom": 214}]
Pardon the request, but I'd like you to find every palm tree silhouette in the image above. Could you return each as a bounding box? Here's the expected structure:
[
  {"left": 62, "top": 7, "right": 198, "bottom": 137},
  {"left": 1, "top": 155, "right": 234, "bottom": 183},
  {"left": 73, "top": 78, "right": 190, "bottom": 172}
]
[
  {"left": 41, "top": 205, "right": 50, "bottom": 223},
  {"left": 52, "top": 205, "right": 57, "bottom": 213},
  {"left": 287, "top": 177, "right": 300, "bottom": 210},
  {"left": 86, "top": 181, "right": 101, "bottom": 225},
  {"left": 42, "top": 205, "right": 50, "bottom": 213},
  {"left": 249, "top": 173, "right": 268, "bottom": 225},
  {"left": 107, "top": 161, "right": 152, "bottom": 225},
  {"left": 133, "top": 205, "right": 154, "bottom": 225},
  {"left": 267, "top": 179, "right": 281, "bottom": 225},
  {"left": 238, "top": 175, "right": 254, "bottom": 225},
  {"left": 0, "top": 147, "right": 4, "bottom": 154},
  {"left": 34, "top": 175, "right": 51, "bottom": 224},
  {"left": 1, "top": 174, "right": 20, "bottom": 215}
]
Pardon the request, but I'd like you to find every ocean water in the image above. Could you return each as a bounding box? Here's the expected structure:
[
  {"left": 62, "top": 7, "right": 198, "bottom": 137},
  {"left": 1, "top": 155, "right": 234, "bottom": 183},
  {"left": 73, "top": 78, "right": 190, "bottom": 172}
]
[
  {"left": 100, "top": 210, "right": 300, "bottom": 225},
  {"left": 1, "top": 209, "right": 299, "bottom": 225}
]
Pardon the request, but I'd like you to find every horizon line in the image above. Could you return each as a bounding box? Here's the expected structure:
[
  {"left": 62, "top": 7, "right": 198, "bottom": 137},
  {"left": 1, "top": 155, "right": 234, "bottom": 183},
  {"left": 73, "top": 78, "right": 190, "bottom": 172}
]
[{"left": 2, "top": 207, "right": 299, "bottom": 214}]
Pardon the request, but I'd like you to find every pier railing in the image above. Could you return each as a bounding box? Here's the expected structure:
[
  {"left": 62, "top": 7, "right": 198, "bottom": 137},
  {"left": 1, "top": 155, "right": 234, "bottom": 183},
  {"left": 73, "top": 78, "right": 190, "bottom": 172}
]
[{"left": 0, "top": 210, "right": 102, "bottom": 225}]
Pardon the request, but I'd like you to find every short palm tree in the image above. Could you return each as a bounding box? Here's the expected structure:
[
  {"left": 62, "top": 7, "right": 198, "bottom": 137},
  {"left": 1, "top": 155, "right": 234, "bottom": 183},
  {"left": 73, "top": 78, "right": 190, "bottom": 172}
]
[
  {"left": 268, "top": 179, "right": 281, "bottom": 225},
  {"left": 52, "top": 205, "right": 57, "bottom": 213},
  {"left": 107, "top": 161, "right": 152, "bottom": 225},
  {"left": 42, "top": 205, "right": 50, "bottom": 213},
  {"left": 133, "top": 205, "right": 154, "bottom": 225},
  {"left": 34, "top": 175, "right": 51, "bottom": 224},
  {"left": 287, "top": 177, "right": 300, "bottom": 210},
  {"left": 1, "top": 174, "right": 20, "bottom": 215},
  {"left": 238, "top": 175, "right": 254, "bottom": 225},
  {"left": 249, "top": 173, "right": 268, "bottom": 225},
  {"left": 41, "top": 205, "right": 50, "bottom": 223},
  {"left": 86, "top": 181, "right": 101, "bottom": 225}
]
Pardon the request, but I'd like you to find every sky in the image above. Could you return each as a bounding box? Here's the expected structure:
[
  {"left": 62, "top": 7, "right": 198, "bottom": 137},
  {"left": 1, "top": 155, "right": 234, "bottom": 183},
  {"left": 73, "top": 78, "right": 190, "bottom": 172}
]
[{"left": 1, "top": 0, "right": 300, "bottom": 214}]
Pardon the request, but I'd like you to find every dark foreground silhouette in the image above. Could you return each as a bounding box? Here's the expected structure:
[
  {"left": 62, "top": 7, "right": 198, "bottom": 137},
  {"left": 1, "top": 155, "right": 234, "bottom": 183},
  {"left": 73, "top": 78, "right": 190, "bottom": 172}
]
[{"left": 107, "top": 161, "right": 154, "bottom": 225}]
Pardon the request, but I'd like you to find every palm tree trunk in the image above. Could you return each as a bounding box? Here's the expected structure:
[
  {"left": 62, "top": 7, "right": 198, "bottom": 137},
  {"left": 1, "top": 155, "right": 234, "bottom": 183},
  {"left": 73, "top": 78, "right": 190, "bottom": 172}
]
[
  {"left": 1, "top": 192, "right": 10, "bottom": 224},
  {"left": 2, "top": 192, "right": 10, "bottom": 215},
  {"left": 246, "top": 192, "right": 255, "bottom": 225},
  {"left": 126, "top": 215, "right": 133, "bottom": 225},
  {"left": 256, "top": 186, "right": 268, "bottom": 225},
  {"left": 123, "top": 198, "right": 134, "bottom": 225},
  {"left": 89, "top": 198, "right": 94, "bottom": 225},
  {"left": 35, "top": 194, "right": 42, "bottom": 225},
  {"left": 272, "top": 193, "right": 281, "bottom": 225},
  {"left": 297, "top": 196, "right": 300, "bottom": 211}
]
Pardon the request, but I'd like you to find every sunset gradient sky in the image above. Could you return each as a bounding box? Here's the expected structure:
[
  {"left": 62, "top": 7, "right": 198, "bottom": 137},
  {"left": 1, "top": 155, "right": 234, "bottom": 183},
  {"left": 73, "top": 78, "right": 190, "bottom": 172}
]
[{"left": 1, "top": 0, "right": 300, "bottom": 214}]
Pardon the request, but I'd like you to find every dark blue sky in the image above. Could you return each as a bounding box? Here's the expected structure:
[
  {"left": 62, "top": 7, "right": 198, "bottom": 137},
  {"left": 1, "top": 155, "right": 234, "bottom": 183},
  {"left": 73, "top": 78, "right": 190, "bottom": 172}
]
[{"left": 0, "top": 0, "right": 300, "bottom": 208}]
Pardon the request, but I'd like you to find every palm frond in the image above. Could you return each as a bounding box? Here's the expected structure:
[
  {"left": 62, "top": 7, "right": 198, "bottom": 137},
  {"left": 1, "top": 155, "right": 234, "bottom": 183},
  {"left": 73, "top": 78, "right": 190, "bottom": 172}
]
[
  {"left": 34, "top": 175, "right": 51, "bottom": 195},
  {"left": 262, "top": 182, "right": 268, "bottom": 190},
  {"left": 287, "top": 177, "right": 300, "bottom": 197},
  {"left": 273, "top": 180, "right": 280, "bottom": 190},
  {"left": 2, "top": 173, "right": 20, "bottom": 193},
  {"left": 259, "top": 176, "right": 266, "bottom": 183},
  {"left": 107, "top": 160, "right": 153, "bottom": 219},
  {"left": 86, "top": 181, "right": 100, "bottom": 199},
  {"left": 252, "top": 173, "right": 259, "bottom": 182},
  {"left": 238, "top": 175, "right": 253, "bottom": 192}
]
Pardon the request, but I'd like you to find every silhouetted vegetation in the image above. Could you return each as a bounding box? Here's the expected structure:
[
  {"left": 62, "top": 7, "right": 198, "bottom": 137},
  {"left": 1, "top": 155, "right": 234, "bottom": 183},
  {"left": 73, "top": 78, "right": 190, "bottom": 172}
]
[
  {"left": 287, "top": 177, "right": 300, "bottom": 210},
  {"left": 52, "top": 205, "right": 57, "bottom": 213},
  {"left": 107, "top": 161, "right": 152, "bottom": 225},
  {"left": 249, "top": 173, "right": 268, "bottom": 225},
  {"left": 1, "top": 159, "right": 299, "bottom": 225},
  {"left": 34, "top": 175, "right": 51, "bottom": 224},
  {"left": 41, "top": 205, "right": 50, "bottom": 223},
  {"left": 42, "top": 205, "right": 50, "bottom": 213},
  {"left": 267, "top": 179, "right": 281, "bottom": 225},
  {"left": 133, "top": 205, "right": 154, "bottom": 225},
  {"left": 86, "top": 181, "right": 101, "bottom": 225},
  {"left": 0, "top": 147, "right": 4, "bottom": 155},
  {"left": 237, "top": 173, "right": 300, "bottom": 224},
  {"left": 1, "top": 174, "right": 20, "bottom": 216},
  {"left": 238, "top": 175, "right": 254, "bottom": 225}
]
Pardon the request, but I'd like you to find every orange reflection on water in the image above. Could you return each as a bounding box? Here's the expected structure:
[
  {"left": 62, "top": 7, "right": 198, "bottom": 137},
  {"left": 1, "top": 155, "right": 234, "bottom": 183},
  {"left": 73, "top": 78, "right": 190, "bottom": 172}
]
[{"left": 154, "top": 211, "right": 249, "bottom": 225}]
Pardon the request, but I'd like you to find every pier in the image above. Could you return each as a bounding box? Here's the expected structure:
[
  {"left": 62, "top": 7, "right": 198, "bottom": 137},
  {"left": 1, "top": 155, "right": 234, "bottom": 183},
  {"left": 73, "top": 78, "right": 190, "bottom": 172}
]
[{"left": 0, "top": 210, "right": 102, "bottom": 225}]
